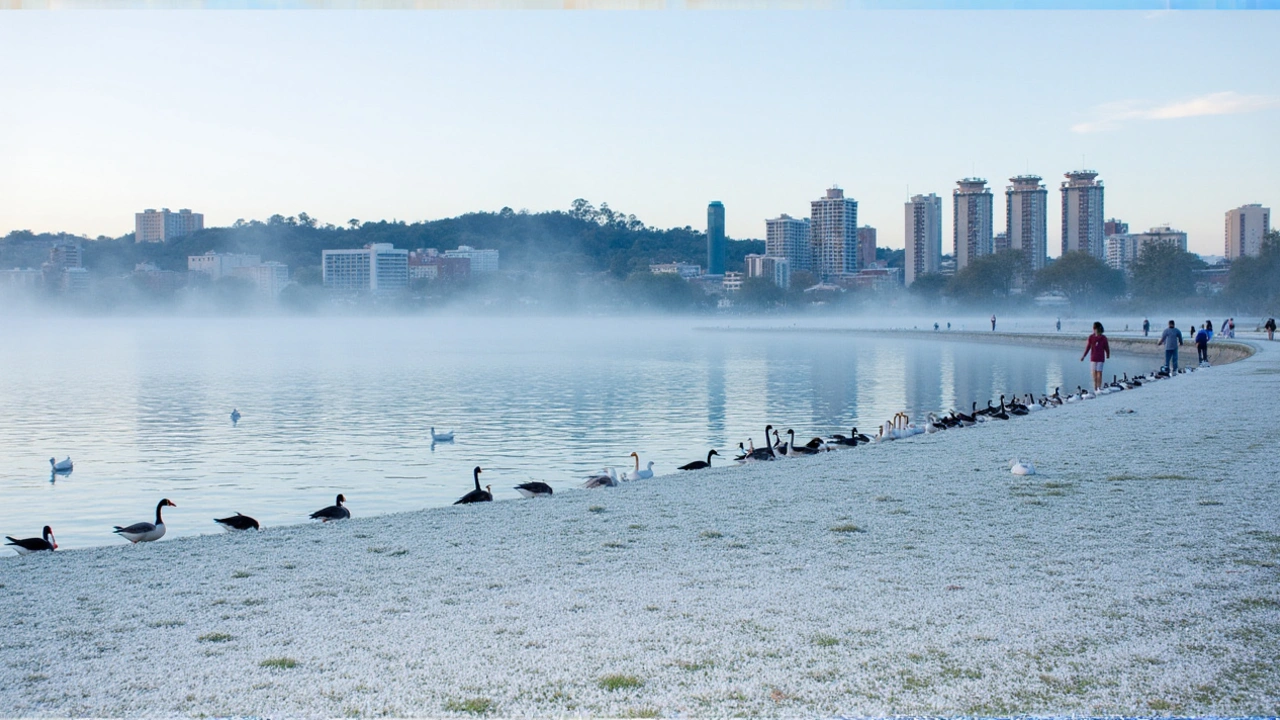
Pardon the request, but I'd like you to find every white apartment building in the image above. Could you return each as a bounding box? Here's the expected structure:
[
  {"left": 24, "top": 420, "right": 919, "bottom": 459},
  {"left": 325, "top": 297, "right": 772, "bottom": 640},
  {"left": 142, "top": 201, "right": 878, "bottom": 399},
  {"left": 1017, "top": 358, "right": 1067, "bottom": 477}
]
[
  {"left": 135, "top": 208, "right": 204, "bottom": 243},
  {"left": 810, "top": 187, "right": 858, "bottom": 281},
  {"left": 1225, "top": 204, "right": 1271, "bottom": 260},
  {"left": 1106, "top": 225, "right": 1189, "bottom": 273},
  {"left": 443, "top": 245, "right": 499, "bottom": 273},
  {"left": 721, "top": 271, "right": 744, "bottom": 292},
  {"left": 1061, "top": 171, "right": 1105, "bottom": 259},
  {"left": 1006, "top": 175, "right": 1048, "bottom": 271},
  {"left": 189, "top": 251, "right": 262, "bottom": 280},
  {"left": 953, "top": 178, "right": 993, "bottom": 271},
  {"left": 765, "top": 214, "right": 811, "bottom": 273},
  {"left": 904, "top": 193, "right": 942, "bottom": 286},
  {"left": 322, "top": 243, "right": 409, "bottom": 292},
  {"left": 232, "top": 261, "right": 291, "bottom": 298},
  {"left": 744, "top": 254, "right": 791, "bottom": 290}
]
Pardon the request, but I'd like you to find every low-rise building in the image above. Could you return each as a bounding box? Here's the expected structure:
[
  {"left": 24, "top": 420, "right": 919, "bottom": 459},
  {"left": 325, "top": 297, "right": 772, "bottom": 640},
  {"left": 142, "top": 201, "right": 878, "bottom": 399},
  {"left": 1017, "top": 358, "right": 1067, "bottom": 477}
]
[
  {"left": 649, "top": 263, "right": 702, "bottom": 279},
  {"left": 409, "top": 249, "right": 470, "bottom": 281},
  {"left": 189, "top": 251, "right": 262, "bottom": 280},
  {"left": 132, "top": 262, "right": 186, "bottom": 292},
  {"left": 0, "top": 268, "right": 42, "bottom": 290},
  {"left": 322, "top": 244, "right": 409, "bottom": 292},
  {"left": 443, "top": 245, "right": 499, "bottom": 273},
  {"left": 231, "top": 262, "right": 290, "bottom": 298},
  {"left": 1106, "top": 225, "right": 1188, "bottom": 273},
  {"left": 744, "top": 254, "right": 791, "bottom": 290},
  {"left": 722, "top": 271, "right": 744, "bottom": 292},
  {"left": 136, "top": 208, "right": 203, "bottom": 243}
]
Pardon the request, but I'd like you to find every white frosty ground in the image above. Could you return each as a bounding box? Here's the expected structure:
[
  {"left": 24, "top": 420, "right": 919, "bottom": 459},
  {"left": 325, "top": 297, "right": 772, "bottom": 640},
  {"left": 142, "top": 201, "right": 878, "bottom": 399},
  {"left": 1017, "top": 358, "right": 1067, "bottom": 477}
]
[{"left": 2, "top": 340, "right": 1279, "bottom": 718}]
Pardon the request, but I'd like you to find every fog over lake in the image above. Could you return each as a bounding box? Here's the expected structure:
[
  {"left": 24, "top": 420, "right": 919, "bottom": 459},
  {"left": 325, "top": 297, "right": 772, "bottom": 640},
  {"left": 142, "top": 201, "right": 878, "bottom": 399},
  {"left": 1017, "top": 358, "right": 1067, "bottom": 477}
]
[{"left": 1, "top": 315, "right": 1155, "bottom": 550}]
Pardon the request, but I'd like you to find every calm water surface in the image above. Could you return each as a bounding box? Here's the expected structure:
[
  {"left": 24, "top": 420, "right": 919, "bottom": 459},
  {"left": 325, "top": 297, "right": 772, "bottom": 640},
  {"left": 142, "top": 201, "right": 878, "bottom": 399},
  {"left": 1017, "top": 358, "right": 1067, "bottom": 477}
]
[{"left": 0, "top": 316, "right": 1155, "bottom": 550}]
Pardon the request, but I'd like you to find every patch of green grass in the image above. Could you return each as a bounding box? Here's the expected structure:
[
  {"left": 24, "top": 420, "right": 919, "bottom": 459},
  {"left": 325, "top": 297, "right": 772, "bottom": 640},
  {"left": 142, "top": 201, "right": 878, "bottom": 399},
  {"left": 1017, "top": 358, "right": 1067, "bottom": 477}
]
[
  {"left": 1152, "top": 473, "right": 1192, "bottom": 481},
  {"left": 621, "top": 707, "right": 660, "bottom": 718},
  {"left": 1231, "top": 597, "right": 1280, "bottom": 611},
  {"left": 830, "top": 523, "right": 864, "bottom": 533},
  {"left": 198, "top": 632, "right": 233, "bottom": 643},
  {"left": 603, "top": 540, "right": 627, "bottom": 548},
  {"left": 812, "top": 633, "right": 839, "bottom": 647},
  {"left": 1147, "top": 698, "right": 1175, "bottom": 711},
  {"left": 443, "top": 697, "right": 493, "bottom": 714},
  {"left": 231, "top": 570, "right": 252, "bottom": 579},
  {"left": 627, "top": 524, "right": 645, "bottom": 530},
  {"left": 1199, "top": 499, "right": 1224, "bottom": 506},
  {"left": 259, "top": 657, "right": 298, "bottom": 669},
  {"left": 148, "top": 619, "right": 186, "bottom": 628},
  {"left": 25, "top": 673, "right": 48, "bottom": 683},
  {"left": 588, "top": 505, "right": 605, "bottom": 513},
  {"left": 699, "top": 530, "right": 723, "bottom": 539},
  {"left": 1106, "top": 473, "right": 1141, "bottom": 482},
  {"left": 243, "top": 598, "right": 266, "bottom": 606},
  {"left": 599, "top": 674, "right": 644, "bottom": 691}
]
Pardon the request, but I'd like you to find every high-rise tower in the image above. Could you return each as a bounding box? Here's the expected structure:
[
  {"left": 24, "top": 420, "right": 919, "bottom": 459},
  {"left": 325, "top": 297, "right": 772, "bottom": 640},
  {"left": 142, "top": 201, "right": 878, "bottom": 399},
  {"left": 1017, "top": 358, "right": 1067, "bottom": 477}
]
[
  {"left": 904, "top": 193, "right": 942, "bottom": 286},
  {"left": 953, "top": 178, "right": 993, "bottom": 271},
  {"left": 1006, "top": 175, "right": 1048, "bottom": 271},
  {"left": 765, "top": 214, "right": 812, "bottom": 272},
  {"left": 707, "top": 201, "right": 726, "bottom": 275},
  {"left": 1225, "top": 204, "right": 1271, "bottom": 260},
  {"left": 1061, "top": 170, "right": 1105, "bottom": 259},
  {"left": 810, "top": 187, "right": 858, "bottom": 281}
]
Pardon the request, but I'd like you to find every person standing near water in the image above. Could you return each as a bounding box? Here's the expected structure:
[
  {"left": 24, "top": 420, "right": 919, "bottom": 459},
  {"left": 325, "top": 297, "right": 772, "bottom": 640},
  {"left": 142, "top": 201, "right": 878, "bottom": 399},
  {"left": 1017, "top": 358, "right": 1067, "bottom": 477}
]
[
  {"left": 1142, "top": 318, "right": 1150, "bottom": 337},
  {"left": 1056, "top": 318, "right": 1061, "bottom": 332},
  {"left": 1266, "top": 317, "right": 1276, "bottom": 341},
  {"left": 1195, "top": 324, "right": 1210, "bottom": 364},
  {"left": 1158, "top": 320, "right": 1183, "bottom": 372},
  {"left": 1080, "top": 322, "right": 1110, "bottom": 392},
  {"left": 991, "top": 314, "right": 996, "bottom": 331}
]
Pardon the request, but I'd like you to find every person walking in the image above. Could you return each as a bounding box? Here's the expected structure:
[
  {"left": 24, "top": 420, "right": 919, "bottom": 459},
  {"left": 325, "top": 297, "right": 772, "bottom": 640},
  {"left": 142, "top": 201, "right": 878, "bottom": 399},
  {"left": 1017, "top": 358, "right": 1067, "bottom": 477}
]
[
  {"left": 1142, "top": 318, "right": 1150, "bottom": 337},
  {"left": 1205, "top": 319, "right": 1214, "bottom": 341},
  {"left": 1158, "top": 320, "right": 1183, "bottom": 372},
  {"left": 1195, "top": 324, "right": 1210, "bottom": 365},
  {"left": 1228, "top": 318, "right": 1236, "bottom": 338},
  {"left": 1080, "top": 322, "right": 1110, "bottom": 392},
  {"left": 1266, "top": 317, "right": 1276, "bottom": 341},
  {"left": 991, "top": 314, "right": 997, "bottom": 332},
  {"left": 1056, "top": 317, "right": 1061, "bottom": 332}
]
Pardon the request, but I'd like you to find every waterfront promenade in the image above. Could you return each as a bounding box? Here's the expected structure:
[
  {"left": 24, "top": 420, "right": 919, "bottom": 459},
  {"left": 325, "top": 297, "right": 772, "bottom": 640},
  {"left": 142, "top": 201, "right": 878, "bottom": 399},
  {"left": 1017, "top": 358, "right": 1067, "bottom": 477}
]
[{"left": 1, "top": 336, "right": 1276, "bottom": 717}]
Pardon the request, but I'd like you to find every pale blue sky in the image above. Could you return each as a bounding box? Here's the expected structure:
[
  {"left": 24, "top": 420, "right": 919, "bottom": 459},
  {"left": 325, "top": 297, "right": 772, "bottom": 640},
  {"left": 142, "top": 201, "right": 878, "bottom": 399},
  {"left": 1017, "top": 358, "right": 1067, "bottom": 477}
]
[{"left": 1, "top": 10, "right": 1276, "bottom": 255}]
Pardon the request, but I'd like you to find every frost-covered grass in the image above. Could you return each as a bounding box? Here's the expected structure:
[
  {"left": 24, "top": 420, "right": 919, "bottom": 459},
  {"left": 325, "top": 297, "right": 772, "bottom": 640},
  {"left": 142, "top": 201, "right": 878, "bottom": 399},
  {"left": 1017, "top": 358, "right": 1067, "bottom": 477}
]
[{"left": 2, "top": 340, "right": 1278, "bottom": 717}]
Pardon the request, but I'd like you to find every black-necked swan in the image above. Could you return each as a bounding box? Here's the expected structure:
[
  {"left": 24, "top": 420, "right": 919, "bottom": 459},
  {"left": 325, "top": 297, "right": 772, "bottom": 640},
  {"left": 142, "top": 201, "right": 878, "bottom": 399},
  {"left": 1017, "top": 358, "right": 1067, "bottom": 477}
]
[
  {"left": 514, "top": 481, "right": 553, "bottom": 498},
  {"left": 214, "top": 512, "right": 260, "bottom": 531},
  {"left": 678, "top": 450, "right": 719, "bottom": 471},
  {"left": 624, "top": 452, "right": 654, "bottom": 481},
  {"left": 430, "top": 427, "right": 454, "bottom": 443},
  {"left": 785, "top": 429, "right": 819, "bottom": 455},
  {"left": 114, "top": 499, "right": 176, "bottom": 543},
  {"left": 49, "top": 457, "right": 73, "bottom": 473},
  {"left": 5, "top": 525, "right": 57, "bottom": 554},
  {"left": 455, "top": 467, "right": 493, "bottom": 504},
  {"left": 310, "top": 494, "right": 351, "bottom": 522}
]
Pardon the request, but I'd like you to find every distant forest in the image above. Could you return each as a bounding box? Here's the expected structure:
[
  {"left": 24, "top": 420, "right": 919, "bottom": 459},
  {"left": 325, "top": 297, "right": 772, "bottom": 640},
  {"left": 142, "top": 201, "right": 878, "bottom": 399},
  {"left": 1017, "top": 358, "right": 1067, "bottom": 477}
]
[{"left": 0, "top": 200, "right": 765, "bottom": 280}]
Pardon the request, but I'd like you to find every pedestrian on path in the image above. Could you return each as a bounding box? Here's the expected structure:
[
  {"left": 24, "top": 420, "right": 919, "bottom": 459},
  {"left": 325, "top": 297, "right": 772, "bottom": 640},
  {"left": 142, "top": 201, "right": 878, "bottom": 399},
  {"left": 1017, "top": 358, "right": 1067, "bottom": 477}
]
[
  {"left": 991, "top": 314, "right": 997, "bottom": 332},
  {"left": 1158, "top": 320, "right": 1183, "bottom": 372},
  {"left": 1056, "top": 318, "right": 1061, "bottom": 332},
  {"left": 1266, "top": 317, "right": 1276, "bottom": 341},
  {"left": 1080, "top": 322, "right": 1111, "bottom": 392},
  {"left": 1195, "top": 325, "right": 1210, "bottom": 365},
  {"left": 1142, "top": 318, "right": 1150, "bottom": 337}
]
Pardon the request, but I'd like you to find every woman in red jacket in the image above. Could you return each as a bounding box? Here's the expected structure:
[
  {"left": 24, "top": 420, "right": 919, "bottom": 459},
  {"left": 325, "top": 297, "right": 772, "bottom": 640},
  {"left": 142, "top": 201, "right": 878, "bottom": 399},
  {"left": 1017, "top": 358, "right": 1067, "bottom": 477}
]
[{"left": 1080, "top": 321, "right": 1110, "bottom": 392}]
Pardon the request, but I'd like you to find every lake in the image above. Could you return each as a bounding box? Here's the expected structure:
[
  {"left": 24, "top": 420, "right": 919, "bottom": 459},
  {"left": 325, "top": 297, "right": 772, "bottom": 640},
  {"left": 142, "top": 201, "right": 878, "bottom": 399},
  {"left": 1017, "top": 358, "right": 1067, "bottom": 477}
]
[{"left": 0, "top": 315, "right": 1156, "bottom": 550}]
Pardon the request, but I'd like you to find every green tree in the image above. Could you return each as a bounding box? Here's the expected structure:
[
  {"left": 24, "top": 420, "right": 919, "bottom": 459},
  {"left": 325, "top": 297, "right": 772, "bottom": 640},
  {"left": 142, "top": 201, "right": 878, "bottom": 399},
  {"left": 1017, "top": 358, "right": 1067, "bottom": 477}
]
[
  {"left": 1032, "top": 251, "right": 1126, "bottom": 305},
  {"left": 1225, "top": 232, "right": 1280, "bottom": 312},
  {"left": 946, "top": 250, "right": 1025, "bottom": 303},
  {"left": 737, "top": 277, "right": 785, "bottom": 308},
  {"left": 908, "top": 273, "right": 948, "bottom": 301},
  {"left": 622, "top": 272, "right": 707, "bottom": 311},
  {"left": 1129, "top": 242, "right": 1205, "bottom": 301}
]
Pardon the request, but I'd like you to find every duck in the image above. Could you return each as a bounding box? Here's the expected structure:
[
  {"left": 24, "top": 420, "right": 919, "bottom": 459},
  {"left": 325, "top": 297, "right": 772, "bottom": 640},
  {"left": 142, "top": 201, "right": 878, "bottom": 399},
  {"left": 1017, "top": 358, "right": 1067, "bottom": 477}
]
[
  {"left": 430, "top": 427, "right": 454, "bottom": 443},
  {"left": 114, "top": 499, "right": 176, "bottom": 543},
  {"left": 214, "top": 512, "right": 260, "bottom": 531},
  {"left": 514, "top": 481, "right": 554, "bottom": 498},
  {"left": 454, "top": 467, "right": 492, "bottom": 504},
  {"left": 310, "top": 494, "right": 350, "bottom": 522},
  {"left": 1010, "top": 459, "right": 1037, "bottom": 476},
  {"left": 583, "top": 467, "right": 619, "bottom": 488},
  {"left": 678, "top": 449, "right": 719, "bottom": 471},
  {"left": 5, "top": 526, "right": 57, "bottom": 554},
  {"left": 49, "top": 457, "right": 73, "bottom": 473},
  {"left": 230, "top": 408, "right": 241, "bottom": 424},
  {"left": 624, "top": 452, "right": 655, "bottom": 481}
]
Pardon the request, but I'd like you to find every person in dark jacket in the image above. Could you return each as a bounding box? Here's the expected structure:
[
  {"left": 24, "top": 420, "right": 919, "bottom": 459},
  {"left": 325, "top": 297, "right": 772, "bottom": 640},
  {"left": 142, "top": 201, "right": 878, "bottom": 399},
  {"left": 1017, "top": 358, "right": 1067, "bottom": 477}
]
[
  {"left": 1266, "top": 317, "right": 1276, "bottom": 341},
  {"left": 1080, "top": 322, "right": 1110, "bottom": 392},
  {"left": 1195, "top": 324, "right": 1210, "bottom": 364}
]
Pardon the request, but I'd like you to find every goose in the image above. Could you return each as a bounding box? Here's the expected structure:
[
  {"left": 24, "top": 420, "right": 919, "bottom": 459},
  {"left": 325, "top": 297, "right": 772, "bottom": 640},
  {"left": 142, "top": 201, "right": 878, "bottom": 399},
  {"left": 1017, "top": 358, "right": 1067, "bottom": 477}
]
[
  {"left": 430, "top": 427, "right": 454, "bottom": 443},
  {"left": 1080, "top": 386, "right": 1096, "bottom": 400},
  {"left": 678, "top": 450, "right": 719, "bottom": 471},
  {"left": 49, "top": 457, "right": 73, "bottom": 473},
  {"left": 1048, "top": 388, "right": 1064, "bottom": 406},
  {"left": 310, "top": 494, "right": 350, "bottom": 522},
  {"left": 455, "top": 467, "right": 493, "bottom": 504},
  {"left": 785, "top": 429, "right": 819, "bottom": 456},
  {"left": 5, "top": 526, "right": 57, "bottom": 554},
  {"left": 830, "top": 427, "right": 870, "bottom": 445},
  {"left": 954, "top": 404, "right": 978, "bottom": 426},
  {"left": 214, "top": 512, "right": 260, "bottom": 531},
  {"left": 990, "top": 400, "right": 1010, "bottom": 421},
  {"left": 924, "top": 413, "right": 944, "bottom": 433},
  {"left": 114, "top": 499, "right": 176, "bottom": 543},
  {"left": 624, "top": 452, "right": 655, "bottom": 481},
  {"left": 583, "top": 467, "right": 619, "bottom": 488},
  {"left": 514, "top": 481, "right": 554, "bottom": 498},
  {"left": 230, "top": 408, "right": 241, "bottom": 424},
  {"left": 1010, "top": 459, "right": 1037, "bottom": 476},
  {"left": 1124, "top": 373, "right": 1143, "bottom": 387}
]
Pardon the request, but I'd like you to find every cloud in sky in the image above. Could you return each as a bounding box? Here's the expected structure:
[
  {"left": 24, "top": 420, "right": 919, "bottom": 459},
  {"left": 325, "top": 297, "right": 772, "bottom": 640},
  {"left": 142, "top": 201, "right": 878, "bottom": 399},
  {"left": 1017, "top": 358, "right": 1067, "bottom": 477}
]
[{"left": 1071, "top": 91, "right": 1280, "bottom": 133}]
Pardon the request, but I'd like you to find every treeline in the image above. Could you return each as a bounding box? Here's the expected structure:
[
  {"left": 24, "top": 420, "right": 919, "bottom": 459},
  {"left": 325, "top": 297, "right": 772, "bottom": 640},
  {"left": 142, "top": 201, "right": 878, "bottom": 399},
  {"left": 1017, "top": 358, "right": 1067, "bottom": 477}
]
[{"left": 0, "top": 200, "right": 764, "bottom": 280}]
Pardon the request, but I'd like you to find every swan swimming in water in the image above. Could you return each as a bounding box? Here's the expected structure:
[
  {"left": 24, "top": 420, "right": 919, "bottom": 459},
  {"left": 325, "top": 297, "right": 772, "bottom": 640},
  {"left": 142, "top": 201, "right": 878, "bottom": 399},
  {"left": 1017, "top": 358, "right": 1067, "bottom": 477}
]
[
  {"left": 49, "top": 457, "right": 73, "bottom": 473},
  {"left": 430, "top": 427, "right": 454, "bottom": 443}
]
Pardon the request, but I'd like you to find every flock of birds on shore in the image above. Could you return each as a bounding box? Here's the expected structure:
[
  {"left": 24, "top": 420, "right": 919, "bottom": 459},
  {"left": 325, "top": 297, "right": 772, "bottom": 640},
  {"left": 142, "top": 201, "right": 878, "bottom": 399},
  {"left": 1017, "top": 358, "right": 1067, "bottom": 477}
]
[{"left": 6, "top": 364, "right": 1201, "bottom": 556}]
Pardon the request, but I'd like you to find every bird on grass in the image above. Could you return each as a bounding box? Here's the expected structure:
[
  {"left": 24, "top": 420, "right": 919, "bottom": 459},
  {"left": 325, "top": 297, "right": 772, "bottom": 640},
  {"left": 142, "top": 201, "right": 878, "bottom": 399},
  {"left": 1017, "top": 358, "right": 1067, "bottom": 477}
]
[
  {"left": 455, "top": 467, "right": 493, "bottom": 504},
  {"left": 114, "top": 499, "right": 176, "bottom": 543},
  {"left": 310, "top": 494, "right": 350, "bottom": 522}
]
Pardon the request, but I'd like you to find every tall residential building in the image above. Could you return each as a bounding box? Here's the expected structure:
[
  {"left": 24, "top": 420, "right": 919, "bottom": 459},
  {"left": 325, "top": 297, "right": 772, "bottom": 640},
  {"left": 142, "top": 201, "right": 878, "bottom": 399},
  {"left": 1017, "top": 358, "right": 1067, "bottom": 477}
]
[
  {"left": 322, "top": 243, "right": 409, "bottom": 292},
  {"left": 443, "top": 245, "right": 500, "bottom": 273},
  {"left": 1104, "top": 218, "right": 1129, "bottom": 237},
  {"left": 744, "top": 254, "right": 791, "bottom": 290},
  {"left": 953, "top": 178, "right": 993, "bottom": 271},
  {"left": 765, "top": 214, "right": 811, "bottom": 273},
  {"left": 231, "top": 262, "right": 291, "bottom": 298},
  {"left": 856, "top": 227, "right": 877, "bottom": 270},
  {"left": 1061, "top": 170, "right": 1105, "bottom": 259},
  {"left": 1225, "top": 204, "right": 1272, "bottom": 260},
  {"left": 707, "top": 201, "right": 726, "bottom": 276},
  {"left": 1005, "top": 175, "right": 1048, "bottom": 271},
  {"left": 188, "top": 251, "right": 262, "bottom": 280},
  {"left": 810, "top": 187, "right": 858, "bottom": 281},
  {"left": 1106, "top": 225, "right": 1189, "bottom": 273},
  {"left": 903, "top": 193, "right": 942, "bottom": 286},
  {"left": 135, "top": 208, "right": 204, "bottom": 243}
]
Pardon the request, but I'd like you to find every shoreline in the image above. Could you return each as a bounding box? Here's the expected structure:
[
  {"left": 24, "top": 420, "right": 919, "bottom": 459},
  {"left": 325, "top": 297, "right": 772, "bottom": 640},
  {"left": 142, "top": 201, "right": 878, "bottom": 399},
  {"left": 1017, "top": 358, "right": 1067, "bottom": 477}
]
[{"left": 2, "top": 338, "right": 1277, "bottom": 717}]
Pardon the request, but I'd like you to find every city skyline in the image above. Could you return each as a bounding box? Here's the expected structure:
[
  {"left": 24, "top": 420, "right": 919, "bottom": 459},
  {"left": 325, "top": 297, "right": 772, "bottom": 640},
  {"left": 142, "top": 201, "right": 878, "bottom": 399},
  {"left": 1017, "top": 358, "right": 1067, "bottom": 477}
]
[{"left": 1, "top": 11, "right": 1277, "bottom": 256}]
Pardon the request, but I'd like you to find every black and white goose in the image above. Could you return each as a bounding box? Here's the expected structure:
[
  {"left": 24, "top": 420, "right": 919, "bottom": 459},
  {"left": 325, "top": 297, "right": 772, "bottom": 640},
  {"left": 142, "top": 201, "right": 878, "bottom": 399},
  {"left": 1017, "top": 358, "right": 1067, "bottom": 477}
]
[
  {"left": 310, "top": 494, "right": 350, "bottom": 522},
  {"left": 678, "top": 450, "right": 719, "bottom": 471},
  {"left": 214, "top": 512, "right": 260, "bottom": 531},
  {"left": 455, "top": 467, "right": 493, "bottom": 505},
  {"left": 114, "top": 499, "right": 176, "bottom": 543},
  {"left": 514, "top": 481, "right": 553, "bottom": 498},
  {"left": 5, "top": 525, "right": 57, "bottom": 554}
]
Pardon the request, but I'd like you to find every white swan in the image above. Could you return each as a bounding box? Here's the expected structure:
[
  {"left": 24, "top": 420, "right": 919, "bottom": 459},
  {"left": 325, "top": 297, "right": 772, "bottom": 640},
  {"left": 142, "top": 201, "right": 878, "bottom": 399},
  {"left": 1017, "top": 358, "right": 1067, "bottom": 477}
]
[
  {"left": 1010, "top": 459, "right": 1036, "bottom": 476},
  {"left": 49, "top": 457, "right": 73, "bottom": 473},
  {"left": 430, "top": 427, "right": 454, "bottom": 442},
  {"left": 624, "top": 452, "right": 654, "bottom": 481}
]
